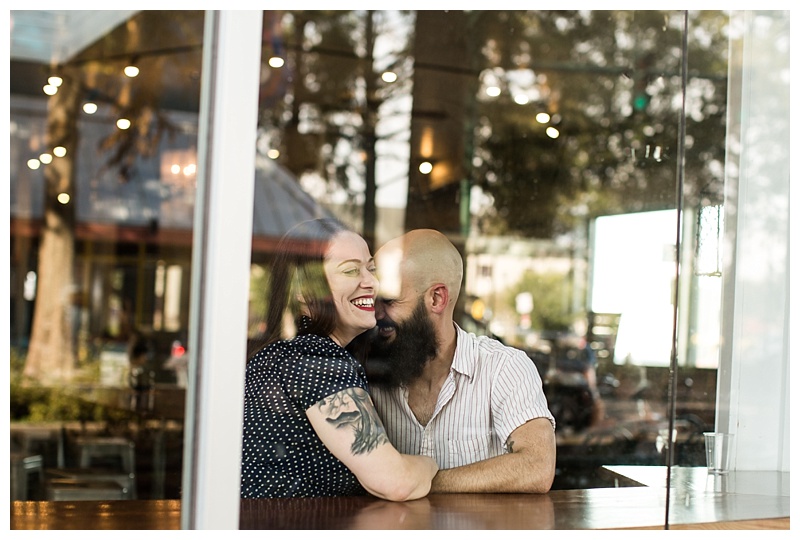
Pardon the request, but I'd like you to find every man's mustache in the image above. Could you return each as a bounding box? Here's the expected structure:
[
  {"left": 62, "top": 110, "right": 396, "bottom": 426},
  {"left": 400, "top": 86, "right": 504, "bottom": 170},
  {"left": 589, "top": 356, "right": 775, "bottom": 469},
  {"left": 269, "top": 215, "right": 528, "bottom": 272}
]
[{"left": 375, "top": 319, "right": 396, "bottom": 330}]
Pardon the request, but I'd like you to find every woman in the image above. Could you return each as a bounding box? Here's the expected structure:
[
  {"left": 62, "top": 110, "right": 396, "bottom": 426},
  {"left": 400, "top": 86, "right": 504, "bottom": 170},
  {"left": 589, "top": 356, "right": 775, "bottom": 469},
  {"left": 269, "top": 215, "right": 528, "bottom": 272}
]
[{"left": 241, "top": 218, "right": 438, "bottom": 500}]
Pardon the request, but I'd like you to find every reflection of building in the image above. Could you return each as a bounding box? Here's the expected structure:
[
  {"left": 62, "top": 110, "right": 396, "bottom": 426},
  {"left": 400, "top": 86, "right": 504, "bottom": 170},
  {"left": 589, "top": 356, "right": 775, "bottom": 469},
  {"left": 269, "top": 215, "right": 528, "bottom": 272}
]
[
  {"left": 464, "top": 234, "right": 581, "bottom": 341},
  {"left": 9, "top": 95, "right": 336, "bottom": 357}
]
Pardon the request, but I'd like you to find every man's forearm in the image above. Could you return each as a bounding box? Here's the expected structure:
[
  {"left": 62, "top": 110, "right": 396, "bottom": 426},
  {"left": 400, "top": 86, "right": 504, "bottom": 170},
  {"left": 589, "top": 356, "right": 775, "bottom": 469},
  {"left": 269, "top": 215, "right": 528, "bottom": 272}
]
[
  {"left": 431, "top": 418, "right": 557, "bottom": 493},
  {"left": 430, "top": 451, "right": 554, "bottom": 493}
]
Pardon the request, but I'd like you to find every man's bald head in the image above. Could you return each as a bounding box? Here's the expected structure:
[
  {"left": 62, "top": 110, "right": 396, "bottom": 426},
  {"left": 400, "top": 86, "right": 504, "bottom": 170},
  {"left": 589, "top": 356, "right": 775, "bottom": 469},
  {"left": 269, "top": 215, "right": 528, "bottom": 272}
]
[{"left": 376, "top": 229, "right": 463, "bottom": 306}]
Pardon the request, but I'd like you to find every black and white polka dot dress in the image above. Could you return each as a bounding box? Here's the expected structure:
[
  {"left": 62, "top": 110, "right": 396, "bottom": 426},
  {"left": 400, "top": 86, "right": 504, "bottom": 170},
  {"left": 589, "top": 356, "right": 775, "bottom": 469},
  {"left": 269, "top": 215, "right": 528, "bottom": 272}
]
[{"left": 240, "top": 319, "right": 369, "bottom": 498}]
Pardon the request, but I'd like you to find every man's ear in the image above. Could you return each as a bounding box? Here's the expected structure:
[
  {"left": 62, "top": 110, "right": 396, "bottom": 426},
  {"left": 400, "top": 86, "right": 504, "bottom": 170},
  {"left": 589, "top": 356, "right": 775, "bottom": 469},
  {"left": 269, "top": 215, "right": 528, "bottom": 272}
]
[{"left": 429, "top": 284, "right": 449, "bottom": 314}]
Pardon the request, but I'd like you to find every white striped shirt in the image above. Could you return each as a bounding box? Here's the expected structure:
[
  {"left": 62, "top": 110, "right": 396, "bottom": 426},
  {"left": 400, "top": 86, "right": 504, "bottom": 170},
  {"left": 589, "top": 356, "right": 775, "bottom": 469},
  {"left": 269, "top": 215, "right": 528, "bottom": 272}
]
[{"left": 370, "top": 324, "right": 555, "bottom": 469}]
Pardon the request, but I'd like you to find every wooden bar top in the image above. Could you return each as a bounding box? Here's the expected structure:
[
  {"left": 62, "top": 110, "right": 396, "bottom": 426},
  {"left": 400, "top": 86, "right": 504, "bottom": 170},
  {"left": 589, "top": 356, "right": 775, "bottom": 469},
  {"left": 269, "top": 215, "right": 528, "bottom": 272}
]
[{"left": 11, "top": 468, "right": 790, "bottom": 530}]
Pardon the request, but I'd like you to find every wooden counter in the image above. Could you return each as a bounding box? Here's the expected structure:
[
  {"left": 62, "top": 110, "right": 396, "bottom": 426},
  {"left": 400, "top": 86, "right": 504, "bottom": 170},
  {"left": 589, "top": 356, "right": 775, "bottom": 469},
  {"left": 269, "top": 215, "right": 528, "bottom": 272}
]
[{"left": 11, "top": 468, "right": 789, "bottom": 530}]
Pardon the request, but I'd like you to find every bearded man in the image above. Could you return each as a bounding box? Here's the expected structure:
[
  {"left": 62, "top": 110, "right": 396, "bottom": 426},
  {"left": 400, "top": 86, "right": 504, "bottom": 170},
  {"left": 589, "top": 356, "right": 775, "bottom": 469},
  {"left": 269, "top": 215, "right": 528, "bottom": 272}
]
[{"left": 365, "top": 229, "right": 556, "bottom": 494}]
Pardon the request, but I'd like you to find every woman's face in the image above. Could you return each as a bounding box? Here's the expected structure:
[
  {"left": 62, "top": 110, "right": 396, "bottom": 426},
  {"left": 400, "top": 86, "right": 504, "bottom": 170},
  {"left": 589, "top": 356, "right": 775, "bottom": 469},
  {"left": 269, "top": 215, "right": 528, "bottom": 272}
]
[{"left": 324, "top": 231, "right": 379, "bottom": 346}]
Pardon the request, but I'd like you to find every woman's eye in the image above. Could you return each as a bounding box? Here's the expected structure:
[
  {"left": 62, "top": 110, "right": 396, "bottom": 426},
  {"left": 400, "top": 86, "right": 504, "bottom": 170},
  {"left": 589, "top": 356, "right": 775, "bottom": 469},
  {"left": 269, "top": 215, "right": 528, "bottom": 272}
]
[
  {"left": 368, "top": 266, "right": 377, "bottom": 274},
  {"left": 343, "top": 268, "right": 359, "bottom": 276}
]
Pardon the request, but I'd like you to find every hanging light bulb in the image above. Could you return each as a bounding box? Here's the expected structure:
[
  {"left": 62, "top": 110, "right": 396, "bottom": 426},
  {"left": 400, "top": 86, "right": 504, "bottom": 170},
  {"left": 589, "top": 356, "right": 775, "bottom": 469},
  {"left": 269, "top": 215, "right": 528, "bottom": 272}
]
[{"left": 124, "top": 55, "right": 140, "bottom": 77}]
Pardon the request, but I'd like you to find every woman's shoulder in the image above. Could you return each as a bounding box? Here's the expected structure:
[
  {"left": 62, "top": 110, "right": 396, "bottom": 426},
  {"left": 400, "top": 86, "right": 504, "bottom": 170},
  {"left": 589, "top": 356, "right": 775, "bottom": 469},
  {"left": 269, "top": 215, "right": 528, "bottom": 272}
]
[{"left": 251, "top": 333, "right": 347, "bottom": 362}]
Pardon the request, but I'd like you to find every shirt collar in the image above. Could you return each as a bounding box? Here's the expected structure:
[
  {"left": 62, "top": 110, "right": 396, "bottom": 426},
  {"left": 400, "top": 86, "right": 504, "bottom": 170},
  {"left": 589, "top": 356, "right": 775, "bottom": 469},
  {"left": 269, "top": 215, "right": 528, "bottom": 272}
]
[{"left": 450, "top": 323, "right": 476, "bottom": 381}]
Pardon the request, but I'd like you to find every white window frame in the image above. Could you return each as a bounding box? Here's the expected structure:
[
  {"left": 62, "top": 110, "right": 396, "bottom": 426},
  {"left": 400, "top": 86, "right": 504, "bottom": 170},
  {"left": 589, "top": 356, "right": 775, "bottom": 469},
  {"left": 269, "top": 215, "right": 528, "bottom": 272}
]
[
  {"left": 182, "top": 10, "right": 262, "bottom": 530},
  {"left": 717, "top": 10, "right": 791, "bottom": 473}
]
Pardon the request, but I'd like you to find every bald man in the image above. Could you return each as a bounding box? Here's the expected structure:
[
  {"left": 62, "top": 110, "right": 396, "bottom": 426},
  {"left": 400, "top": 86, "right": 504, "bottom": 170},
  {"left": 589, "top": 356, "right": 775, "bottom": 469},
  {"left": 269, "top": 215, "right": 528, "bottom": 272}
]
[{"left": 367, "top": 229, "right": 556, "bottom": 493}]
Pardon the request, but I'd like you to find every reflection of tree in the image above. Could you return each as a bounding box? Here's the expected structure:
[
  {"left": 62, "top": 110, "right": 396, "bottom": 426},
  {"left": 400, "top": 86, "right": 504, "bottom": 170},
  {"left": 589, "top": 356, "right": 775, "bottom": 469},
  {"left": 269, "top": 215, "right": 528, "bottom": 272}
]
[
  {"left": 506, "top": 271, "right": 576, "bottom": 333},
  {"left": 466, "top": 10, "right": 729, "bottom": 238},
  {"left": 264, "top": 11, "right": 730, "bottom": 243},
  {"left": 22, "top": 11, "right": 204, "bottom": 382},
  {"left": 258, "top": 10, "right": 414, "bottom": 250},
  {"left": 19, "top": 10, "right": 732, "bottom": 381},
  {"left": 24, "top": 68, "right": 80, "bottom": 383}
]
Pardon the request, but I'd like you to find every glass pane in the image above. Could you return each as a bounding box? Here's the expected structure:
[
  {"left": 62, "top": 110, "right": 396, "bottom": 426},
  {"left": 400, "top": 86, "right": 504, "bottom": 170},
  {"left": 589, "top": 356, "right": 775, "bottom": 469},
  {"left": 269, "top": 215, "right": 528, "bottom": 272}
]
[
  {"left": 10, "top": 10, "right": 204, "bottom": 503},
  {"left": 245, "top": 8, "right": 720, "bottom": 507},
  {"left": 671, "top": 10, "right": 731, "bottom": 469},
  {"left": 11, "top": 8, "right": 759, "bottom": 530}
]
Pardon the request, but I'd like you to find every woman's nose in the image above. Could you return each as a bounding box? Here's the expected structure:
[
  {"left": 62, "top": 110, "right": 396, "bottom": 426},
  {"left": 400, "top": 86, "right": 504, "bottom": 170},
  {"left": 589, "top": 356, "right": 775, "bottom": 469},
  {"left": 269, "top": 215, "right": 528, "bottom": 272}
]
[{"left": 361, "top": 268, "right": 378, "bottom": 288}]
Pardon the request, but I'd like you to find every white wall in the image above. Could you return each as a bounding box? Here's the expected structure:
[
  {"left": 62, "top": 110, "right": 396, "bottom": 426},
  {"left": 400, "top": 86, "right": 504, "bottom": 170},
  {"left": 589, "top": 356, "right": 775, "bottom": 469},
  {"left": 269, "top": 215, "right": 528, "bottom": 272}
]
[{"left": 718, "top": 10, "right": 790, "bottom": 472}]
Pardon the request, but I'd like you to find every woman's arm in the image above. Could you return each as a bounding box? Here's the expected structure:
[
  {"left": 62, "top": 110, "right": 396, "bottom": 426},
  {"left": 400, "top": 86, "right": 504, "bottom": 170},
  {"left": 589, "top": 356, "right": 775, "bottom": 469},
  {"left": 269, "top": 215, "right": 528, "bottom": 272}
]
[{"left": 306, "top": 387, "right": 438, "bottom": 501}]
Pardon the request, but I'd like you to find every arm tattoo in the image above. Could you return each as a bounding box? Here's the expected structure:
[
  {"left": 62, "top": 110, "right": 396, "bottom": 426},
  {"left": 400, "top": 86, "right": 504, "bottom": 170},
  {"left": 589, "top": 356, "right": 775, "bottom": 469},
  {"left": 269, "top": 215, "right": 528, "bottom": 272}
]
[
  {"left": 506, "top": 437, "right": 516, "bottom": 454},
  {"left": 316, "top": 388, "right": 389, "bottom": 455}
]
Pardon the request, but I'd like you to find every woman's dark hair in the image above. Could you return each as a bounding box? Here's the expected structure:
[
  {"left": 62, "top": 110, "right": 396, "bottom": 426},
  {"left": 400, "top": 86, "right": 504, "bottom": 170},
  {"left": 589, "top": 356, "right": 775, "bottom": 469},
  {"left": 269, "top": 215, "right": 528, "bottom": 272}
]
[{"left": 248, "top": 218, "right": 350, "bottom": 359}]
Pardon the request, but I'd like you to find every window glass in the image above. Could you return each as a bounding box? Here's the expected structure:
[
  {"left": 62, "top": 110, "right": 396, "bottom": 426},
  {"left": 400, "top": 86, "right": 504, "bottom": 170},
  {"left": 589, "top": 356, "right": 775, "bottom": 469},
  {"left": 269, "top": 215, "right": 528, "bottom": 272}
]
[
  {"left": 9, "top": 8, "right": 741, "bottom": 527},
  {"left": 10, "top": 10, "right": 204, "bottom": 502},
  {"left": 246, "top": 10, "right": 726, "bottom": 492}
]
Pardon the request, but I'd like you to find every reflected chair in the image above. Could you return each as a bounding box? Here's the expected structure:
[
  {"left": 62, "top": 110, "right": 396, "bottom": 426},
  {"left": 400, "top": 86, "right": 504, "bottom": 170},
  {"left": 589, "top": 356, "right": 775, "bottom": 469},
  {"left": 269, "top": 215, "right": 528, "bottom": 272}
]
[
  {"left": 45, "top": 436, "right": 138, "bottom": 500},
  {"left": 10, "top": 452, "right": 44, "bottom": 500}
]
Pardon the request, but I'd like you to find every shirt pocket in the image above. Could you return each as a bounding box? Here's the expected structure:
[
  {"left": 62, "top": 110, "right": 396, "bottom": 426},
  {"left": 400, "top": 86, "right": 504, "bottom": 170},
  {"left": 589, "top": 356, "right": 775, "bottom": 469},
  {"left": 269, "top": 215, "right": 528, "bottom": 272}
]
[{"left": 447, "top": 433, "right": 493, "bottom": 468}]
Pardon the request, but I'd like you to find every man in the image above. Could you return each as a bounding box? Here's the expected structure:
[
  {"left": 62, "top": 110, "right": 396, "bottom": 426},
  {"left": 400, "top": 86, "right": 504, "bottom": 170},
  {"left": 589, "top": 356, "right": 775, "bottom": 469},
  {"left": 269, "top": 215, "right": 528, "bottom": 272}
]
[{"left": 367, "top": 229, "right": 556, "bottom": 493}]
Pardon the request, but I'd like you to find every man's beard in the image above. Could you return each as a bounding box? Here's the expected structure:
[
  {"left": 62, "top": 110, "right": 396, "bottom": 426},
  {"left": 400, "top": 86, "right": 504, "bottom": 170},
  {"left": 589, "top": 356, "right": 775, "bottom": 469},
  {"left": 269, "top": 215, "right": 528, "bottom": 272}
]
[{"left": 368, "top": 298, "right": 439, "bottom": 388}]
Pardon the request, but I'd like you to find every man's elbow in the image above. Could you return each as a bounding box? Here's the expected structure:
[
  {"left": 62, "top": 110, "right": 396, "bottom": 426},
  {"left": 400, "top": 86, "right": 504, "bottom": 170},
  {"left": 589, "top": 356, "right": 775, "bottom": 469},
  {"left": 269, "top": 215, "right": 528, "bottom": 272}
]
[
  {"left": 516, "top": 473, "right": 553, "bottom": 494},
  {"left": 521, "top": 455, "right": 556, "bottom": 493},
  {"left": 530, "top": 470, "right": 555, "bottom": 493}
]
